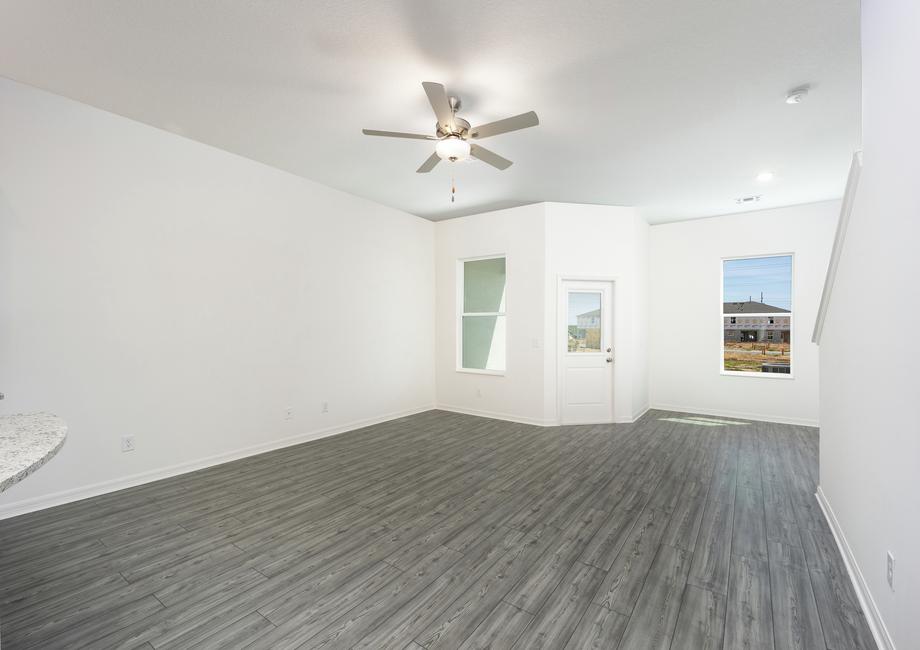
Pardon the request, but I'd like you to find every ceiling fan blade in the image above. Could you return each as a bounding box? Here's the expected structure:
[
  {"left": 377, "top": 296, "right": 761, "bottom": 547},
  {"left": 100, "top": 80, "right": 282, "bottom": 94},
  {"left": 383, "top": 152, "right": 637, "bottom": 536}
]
[
  {"left": 469, "top": 111, "right": 539, "bottom": 139},
  {"left": 416, "top": 152, "right": 441, "bottom": 173},
  {"left": 470, "top": 144, "right": 513, "bottom": 170},
  {"left": 422, "top": 82, "right": 455, "bottom": 131},
  {"left": 362, "top": 129, "right": 435, "bottom": 140}
]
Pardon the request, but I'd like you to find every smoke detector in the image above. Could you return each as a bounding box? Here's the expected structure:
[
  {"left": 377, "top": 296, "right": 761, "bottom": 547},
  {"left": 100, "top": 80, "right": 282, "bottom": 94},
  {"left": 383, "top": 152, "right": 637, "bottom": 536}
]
[{"left": 785, "top": 86, "right": 809, "bottom": 104}]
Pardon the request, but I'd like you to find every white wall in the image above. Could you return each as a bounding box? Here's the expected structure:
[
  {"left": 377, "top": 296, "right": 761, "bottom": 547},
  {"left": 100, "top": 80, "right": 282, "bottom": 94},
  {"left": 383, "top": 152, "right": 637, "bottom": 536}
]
[
  {"left": 632, "top": 216, "right": 650, "bottom": 419},
  {"left": 434, "top": 202, "right": 648, "bottom": 425},
  {"left": 543, "top": 203, "right": 649, "bottom": 423},
  {"left": 818, "top": 1, "right": 920, "bottom": 647},
  {"left": 433, "top": 204, "right": 547, "bottom": 424},
  {"left": 649, "top": 202, "right": 838, "bottom": 426},
  {"left": 0, "top": 78, "right": 435, "bottom": 517}
]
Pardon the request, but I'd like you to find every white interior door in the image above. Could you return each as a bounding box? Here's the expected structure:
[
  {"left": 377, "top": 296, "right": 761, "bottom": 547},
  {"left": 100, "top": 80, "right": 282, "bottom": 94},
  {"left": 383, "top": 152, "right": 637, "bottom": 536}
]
[{"left": 560, "top": 280, "right": 614, "bottom": 424}]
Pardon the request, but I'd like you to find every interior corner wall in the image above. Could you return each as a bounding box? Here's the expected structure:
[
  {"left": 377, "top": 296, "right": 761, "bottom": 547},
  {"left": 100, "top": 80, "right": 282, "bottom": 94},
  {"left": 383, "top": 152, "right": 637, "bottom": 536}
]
[
  {"left": 818, "top": 1, "right": 920, "bottom": 647},
  {"left": 0, "top": 78, "right": 436, "bottom": 517},
  {"left": 543, "top": 203, "right": 648, "bottom": 424},
  {"left": 631, "top": 215, "right": 651, "bottom": 418},
  {"left": 433, "top": 202, "right": 647, "bottom": 426},
  {"left": 433, "top": 204, "right": 548, "bottom": 425},
  {"left": 648, "top": 201, "right": 839, "bottom": 426}
]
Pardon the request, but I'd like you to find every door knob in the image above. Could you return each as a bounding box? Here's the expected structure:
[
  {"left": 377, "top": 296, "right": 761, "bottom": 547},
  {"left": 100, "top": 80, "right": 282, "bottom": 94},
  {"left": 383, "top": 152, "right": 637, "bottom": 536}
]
[{"left": 606, "top": 347, "right": 612, "bottom": 353}]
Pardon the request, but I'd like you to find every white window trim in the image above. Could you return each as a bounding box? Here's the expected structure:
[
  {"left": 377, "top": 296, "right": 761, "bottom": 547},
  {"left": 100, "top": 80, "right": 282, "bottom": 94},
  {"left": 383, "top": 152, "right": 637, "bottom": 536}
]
[
  {"left": 720, "top": 252, "right": 795, "bottom": 380},
  {"left": 457, "top": 254, "right": 507, "bottom": 375}
]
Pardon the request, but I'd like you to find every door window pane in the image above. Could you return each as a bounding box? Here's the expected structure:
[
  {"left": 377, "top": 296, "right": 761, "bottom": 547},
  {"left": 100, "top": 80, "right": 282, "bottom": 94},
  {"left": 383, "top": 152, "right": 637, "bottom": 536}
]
[{"left": 568, "top": 292, "right": 602, "bottom": 352}]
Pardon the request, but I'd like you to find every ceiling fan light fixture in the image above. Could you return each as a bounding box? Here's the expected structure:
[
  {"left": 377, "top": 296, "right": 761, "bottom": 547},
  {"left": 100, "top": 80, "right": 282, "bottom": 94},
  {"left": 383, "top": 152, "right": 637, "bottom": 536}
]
[{"left": 435, "top": 136, "right": 471, "bottom": 162}]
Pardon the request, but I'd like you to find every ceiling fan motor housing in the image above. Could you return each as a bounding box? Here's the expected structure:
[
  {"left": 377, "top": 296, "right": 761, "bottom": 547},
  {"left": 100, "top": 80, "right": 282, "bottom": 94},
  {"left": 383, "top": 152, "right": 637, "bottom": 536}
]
[{"left": 437, "top": 116, "right": 470, "bottom": 139}]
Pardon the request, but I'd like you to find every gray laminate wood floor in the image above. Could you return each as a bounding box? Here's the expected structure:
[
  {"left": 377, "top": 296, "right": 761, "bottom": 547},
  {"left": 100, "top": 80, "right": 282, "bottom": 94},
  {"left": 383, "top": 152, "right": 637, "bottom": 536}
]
[{"left": 0, "top": 410, "right": 875, "bottom": 649}]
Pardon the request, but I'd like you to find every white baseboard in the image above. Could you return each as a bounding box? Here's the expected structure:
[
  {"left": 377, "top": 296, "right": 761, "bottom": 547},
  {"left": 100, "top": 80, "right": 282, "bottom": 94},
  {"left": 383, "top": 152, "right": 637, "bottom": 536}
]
[
  {"left": 816, "top": 486, "right": 894, "bottom": 650},
  {"left": 620, "top": 405, "right": 650, "bottom": 424},
  {"left": 438, "top": 404, "right": 651, "bottom": 427},
  {"left": 435, "top": 404, "right": 554, "bottom": 427},
  {"left": 0, "top": 405, "right": 435, "bottom": 521},
  {"left": 649, "top": 403, "right": 818, "bottom": 427}
]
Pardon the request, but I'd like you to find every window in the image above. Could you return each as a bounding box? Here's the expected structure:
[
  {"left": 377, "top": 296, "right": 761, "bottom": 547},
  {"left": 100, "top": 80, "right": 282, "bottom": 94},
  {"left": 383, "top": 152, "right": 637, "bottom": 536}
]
[
  {"left": 459, "top": 256, "right": 506, "bottom": 372},
  {"left": 722, "top": 254, "right": 793, "bottom": 376},
  {"left": 567, "top": 292, "right": 602, "bottom": 352}
]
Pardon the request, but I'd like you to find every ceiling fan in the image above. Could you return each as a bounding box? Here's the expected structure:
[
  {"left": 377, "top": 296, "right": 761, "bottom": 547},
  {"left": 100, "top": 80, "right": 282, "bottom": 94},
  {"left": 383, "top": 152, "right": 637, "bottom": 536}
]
[{"left": 362, "top": 82, "right": 539, "bottom": 173}]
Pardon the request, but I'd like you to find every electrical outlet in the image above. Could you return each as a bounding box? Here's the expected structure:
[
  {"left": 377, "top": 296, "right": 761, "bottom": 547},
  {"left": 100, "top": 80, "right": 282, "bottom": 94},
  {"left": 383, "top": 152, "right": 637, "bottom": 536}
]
[
  {"left": 121, "top": 435, "right": 135, "bottom": 453},
  {"left": 284, "top": 406, "right": 293, "bottom": 420},
  {"left": 887, "top": 551, "right": 895, "bottom": 590},
  {"left": 321, "top": 401, "right": 329, "bottom": 413}
]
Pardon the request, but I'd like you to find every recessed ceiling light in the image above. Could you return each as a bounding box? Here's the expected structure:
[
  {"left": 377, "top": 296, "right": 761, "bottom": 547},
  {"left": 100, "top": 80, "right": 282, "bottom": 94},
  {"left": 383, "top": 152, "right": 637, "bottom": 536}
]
[
  {"left": 735, "top": 195, "right": 762, "bottom": 205},
  {"left": 756, "top": 171, "right": 775, "bottom": 182},
  {"left": 785, "top": 86, "right": 809, "bottom": 104}
]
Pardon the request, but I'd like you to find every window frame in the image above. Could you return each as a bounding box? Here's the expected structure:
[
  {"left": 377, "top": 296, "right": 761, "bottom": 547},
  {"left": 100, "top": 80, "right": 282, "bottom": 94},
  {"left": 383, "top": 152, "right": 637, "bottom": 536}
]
[
  {"left": 457, "top": 254, "right": 507, "bottom": 376},
  {"left": 720, "top": 252, "right": 795, "bottom": 379}
]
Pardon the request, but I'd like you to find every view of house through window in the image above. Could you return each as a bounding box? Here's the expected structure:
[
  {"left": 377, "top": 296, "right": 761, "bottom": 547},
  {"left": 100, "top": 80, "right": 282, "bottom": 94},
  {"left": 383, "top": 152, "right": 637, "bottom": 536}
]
[
  {"left": 460, "top": 256, "right": 506, "bottom": 371},
  {"left": 567, "top": 292, "right": 602, "bottom": 352},
  {"left": 722, "top": 255, "right": 793, "bottom": 374}
]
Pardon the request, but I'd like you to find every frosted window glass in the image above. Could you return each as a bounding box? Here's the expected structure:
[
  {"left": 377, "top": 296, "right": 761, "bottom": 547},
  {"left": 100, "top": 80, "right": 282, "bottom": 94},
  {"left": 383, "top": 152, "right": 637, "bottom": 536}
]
[
  {"left": 463, "top": 258, "right": 506, "bottom": 313},
  {"left": 461, "top": 315, "right": 506, "bottom": 371},
  {"left": 460, "top": 257, "right": 506, "bottom": 371}
]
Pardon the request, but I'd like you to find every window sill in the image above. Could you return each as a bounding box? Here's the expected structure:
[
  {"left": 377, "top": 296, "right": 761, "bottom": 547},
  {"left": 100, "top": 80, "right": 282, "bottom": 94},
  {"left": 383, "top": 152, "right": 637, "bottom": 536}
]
[
  {"left": 720, "top": 370, "right": 795, "bottom": 380},
  {"left": 456, "top": 368, "right": 506, "bottom": 377}
]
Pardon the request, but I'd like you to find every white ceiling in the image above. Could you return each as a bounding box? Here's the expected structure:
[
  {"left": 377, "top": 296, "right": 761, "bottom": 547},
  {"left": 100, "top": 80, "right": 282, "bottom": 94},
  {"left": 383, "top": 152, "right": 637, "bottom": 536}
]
[{"left": 0, "top": 0, "right": 860, "bottom": 223}]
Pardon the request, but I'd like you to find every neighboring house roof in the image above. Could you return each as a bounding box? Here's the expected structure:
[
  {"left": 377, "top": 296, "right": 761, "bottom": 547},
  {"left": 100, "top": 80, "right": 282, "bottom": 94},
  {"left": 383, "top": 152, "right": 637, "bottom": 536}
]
[
  {"left": 723, "top": 301, "right": 790, "bottom": 314},
  {"left": 577, "top": 309, "right": 601, "bottom": 318}
]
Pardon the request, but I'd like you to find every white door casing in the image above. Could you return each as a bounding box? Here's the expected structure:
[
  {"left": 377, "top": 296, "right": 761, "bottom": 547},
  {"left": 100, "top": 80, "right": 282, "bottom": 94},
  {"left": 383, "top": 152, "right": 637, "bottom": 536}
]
[{"left": 559, "top": 279, "right": 615, "bottom": 424}]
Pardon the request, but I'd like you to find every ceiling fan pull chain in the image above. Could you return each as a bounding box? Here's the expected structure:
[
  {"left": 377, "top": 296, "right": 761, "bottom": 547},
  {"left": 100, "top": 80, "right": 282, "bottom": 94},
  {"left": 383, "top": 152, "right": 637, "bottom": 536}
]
[{"left": 451, "top": 176, "right": 456, "bottom": 203}]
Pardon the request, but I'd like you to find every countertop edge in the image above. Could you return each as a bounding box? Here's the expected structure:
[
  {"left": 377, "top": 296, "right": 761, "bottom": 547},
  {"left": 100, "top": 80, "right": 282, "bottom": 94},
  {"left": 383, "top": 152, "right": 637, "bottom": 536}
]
[{"left": 0, "top": 413, "right": 68, "bottom": 493}]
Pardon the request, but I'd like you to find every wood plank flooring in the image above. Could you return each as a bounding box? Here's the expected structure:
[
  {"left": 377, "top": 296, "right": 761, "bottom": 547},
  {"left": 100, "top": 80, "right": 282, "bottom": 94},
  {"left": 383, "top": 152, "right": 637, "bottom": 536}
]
[{"left": 0, "top": 409, "right": 876, "bottom": 649}]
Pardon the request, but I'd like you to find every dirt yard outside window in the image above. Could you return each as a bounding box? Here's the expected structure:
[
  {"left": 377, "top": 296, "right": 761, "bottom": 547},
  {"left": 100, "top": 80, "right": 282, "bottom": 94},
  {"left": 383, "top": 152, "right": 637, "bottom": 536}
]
[{"left": 723, "top": 341, "right": 791, "bottom": 372}]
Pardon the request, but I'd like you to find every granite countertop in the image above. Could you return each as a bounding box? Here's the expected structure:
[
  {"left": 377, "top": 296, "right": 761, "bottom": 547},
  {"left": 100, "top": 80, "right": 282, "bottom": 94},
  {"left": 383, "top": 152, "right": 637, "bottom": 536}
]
[{"left": 0, "top": 413, "right": 67, "bottom": 493}]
